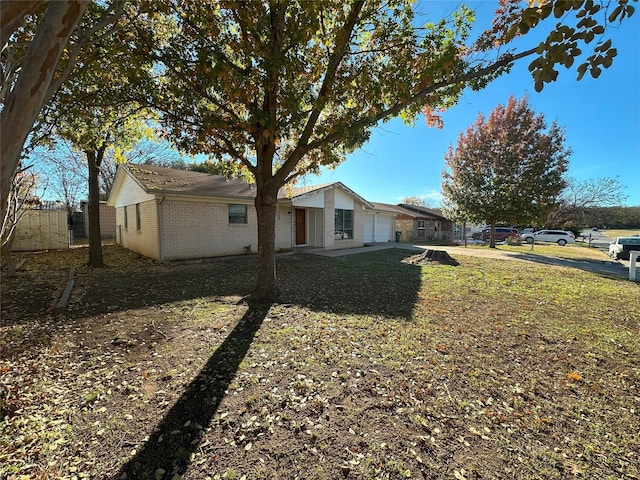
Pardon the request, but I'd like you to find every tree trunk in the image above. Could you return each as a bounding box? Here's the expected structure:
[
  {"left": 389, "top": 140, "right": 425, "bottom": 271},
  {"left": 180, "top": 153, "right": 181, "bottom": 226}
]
[
  {"left": 489, "top": 222, "right": 497, "bottom": 249},
  {"left": 251, "top": 183, "right": 279, "bottom": 304},
  {"left": 414, "top": 249, "right": 459, "bottom": 266},
  {"left": 0, "top": 1, "right": 88, "bottom": 226},
  {"left": 86, "top": 149, "right": 104, "bottom": 267},
  {"left": 1, "top": 234, "right": 17, "bottom": 277}
]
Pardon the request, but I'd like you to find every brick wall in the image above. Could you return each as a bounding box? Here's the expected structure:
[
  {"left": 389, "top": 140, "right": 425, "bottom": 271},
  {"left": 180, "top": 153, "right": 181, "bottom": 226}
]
[{"left": 161, "top": 198, "right": 258, "bottom": 260}]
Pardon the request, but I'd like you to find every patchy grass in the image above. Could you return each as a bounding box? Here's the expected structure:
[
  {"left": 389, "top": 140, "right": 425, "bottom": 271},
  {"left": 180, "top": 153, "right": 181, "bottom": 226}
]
[
  {"left": 1, "top": 246, "right": 639, "bottom": 480},
  {"left": 494, "top": 243, "right": 615, "bottom": 261},
  {"left": 600, "top": 228, "right": 640, "bottom": 238}
]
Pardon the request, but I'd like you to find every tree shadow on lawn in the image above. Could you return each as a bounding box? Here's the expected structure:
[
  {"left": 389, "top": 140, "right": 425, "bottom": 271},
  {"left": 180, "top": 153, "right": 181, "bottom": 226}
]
[
  {"left": 67, "top": 248, "right": 423, "bottom": 320},
  {"left": 278, "top": 249, "right": 423, "bottom": 319},
  {"left": 114, "top": 302, "right": 270, "bottom": 480},
  {"left": 110, "top": 250, "right": 422, "bottom": 478},
  {"left": 512, "top": 251, "right": 630, "bottom": 280}
]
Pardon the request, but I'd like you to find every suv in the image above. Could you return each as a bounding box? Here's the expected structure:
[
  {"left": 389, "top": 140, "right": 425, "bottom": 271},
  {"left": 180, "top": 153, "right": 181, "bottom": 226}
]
[
  {"left": 472, "top": 227, "right": 519, "bottom": 242},
  {"left": 521, "top": 229, "right": 575, "bottom": 246}
]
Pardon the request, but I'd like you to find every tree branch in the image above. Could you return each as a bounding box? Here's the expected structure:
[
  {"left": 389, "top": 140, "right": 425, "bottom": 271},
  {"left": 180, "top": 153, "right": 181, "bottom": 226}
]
[
  {"left": 303, "top": 47, "right": 537, "bottom": 155},
  {"left": 274, "top": 0, "right": 365, "bottom": 185}
]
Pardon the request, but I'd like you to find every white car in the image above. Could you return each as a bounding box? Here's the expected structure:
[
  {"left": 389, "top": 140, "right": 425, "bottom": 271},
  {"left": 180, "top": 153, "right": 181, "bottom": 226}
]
[
  {"left": 609, "top": 236, "right": 640, "bottom": 260},
  {"left": 521, "top": 229, "right": 575, "bottom": 246}
]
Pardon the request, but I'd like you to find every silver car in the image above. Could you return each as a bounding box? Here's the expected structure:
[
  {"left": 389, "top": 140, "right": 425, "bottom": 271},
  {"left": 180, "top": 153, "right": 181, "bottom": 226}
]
[{"left": 521, "top": 229, "right": 575, "bottom": 246}]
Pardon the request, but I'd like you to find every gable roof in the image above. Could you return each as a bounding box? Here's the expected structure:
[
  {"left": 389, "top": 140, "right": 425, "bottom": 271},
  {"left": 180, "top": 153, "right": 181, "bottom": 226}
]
[
  {"left": 120, "top": 164, "right": 257, "bottom": 199},
  {"left": 278, "top": 181, "right": 374, "bottom": 208},
  {"left": 367, "top": 202, "right": 404, "bottom": 214},
  {"left": 109, "top": 164, "right": 374, "bottom": 208},
  {"left": 389, "top": 203, "right": 449, "bottom": 220}
]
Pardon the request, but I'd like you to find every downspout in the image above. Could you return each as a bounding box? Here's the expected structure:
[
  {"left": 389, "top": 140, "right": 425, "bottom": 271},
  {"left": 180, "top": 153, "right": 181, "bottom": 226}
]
[{"left": 158, "top": 196, "right": 165, "bottom": 261}]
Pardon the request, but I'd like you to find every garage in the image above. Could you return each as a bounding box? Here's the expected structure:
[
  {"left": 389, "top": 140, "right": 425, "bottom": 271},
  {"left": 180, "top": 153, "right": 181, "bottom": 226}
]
[
  {"left": 375, "top": 215, "right": 394, "bottom": 242},
  {"left": 364, "top": 206, "right": 397, "bottom": 243},
  {"left": 364, "top": 214, "right": 375, "bottom": 243}
]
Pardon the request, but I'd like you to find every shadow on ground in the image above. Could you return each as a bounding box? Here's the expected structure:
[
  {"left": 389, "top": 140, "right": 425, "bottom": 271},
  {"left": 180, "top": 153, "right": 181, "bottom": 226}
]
[
  {"left": 113, "top": 303, "right": 270, "bottom": 480},
  {"left": 512, "top": 251, "right": 630, "bottom": 279}
]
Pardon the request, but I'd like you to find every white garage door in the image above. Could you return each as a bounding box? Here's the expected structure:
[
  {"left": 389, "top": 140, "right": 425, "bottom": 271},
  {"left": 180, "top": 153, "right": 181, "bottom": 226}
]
[
  {"left": 375, "top": 216, "right": 394, "bottom": 242},
  {"left": 364, "top": 214, "right": 375, "bottom": 243}
]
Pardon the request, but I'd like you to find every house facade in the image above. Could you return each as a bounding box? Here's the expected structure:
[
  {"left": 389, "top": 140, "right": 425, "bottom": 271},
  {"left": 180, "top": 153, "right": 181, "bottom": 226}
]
[
  {"left": 107, "top": 165, "right": 383, "bottom": 261},
  {"left": 383, "top": 203, "right": 454, "bottom": 243}
]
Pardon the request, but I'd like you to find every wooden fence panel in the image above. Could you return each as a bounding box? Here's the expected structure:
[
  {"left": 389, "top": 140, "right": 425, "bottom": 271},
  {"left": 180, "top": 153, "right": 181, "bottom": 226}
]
[{"left": 12, "top": 209, "right": 69, "bottom": 251}]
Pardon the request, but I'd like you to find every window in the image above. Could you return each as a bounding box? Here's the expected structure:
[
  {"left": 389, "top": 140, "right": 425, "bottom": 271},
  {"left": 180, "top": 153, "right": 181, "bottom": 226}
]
[
  {"left": 334, "top": 209, "right": 353, "bottom": 240},
  {"left": 135, "top": 203, "right": 141, "bottom": 231},
  {"left": 228, "top": 204, "right": 247, "bottom": 224},
  {"left": 417, "top": 220, "right": 426, "bottom": 230},
  {"left": 123, "top": 206, "right": 128, "bottom": 229}
]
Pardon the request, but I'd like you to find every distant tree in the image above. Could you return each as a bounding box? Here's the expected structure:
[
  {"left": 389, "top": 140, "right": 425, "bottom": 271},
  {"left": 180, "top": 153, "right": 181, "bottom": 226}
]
[
  {"left": 441, "top": 96, "right": 570, "bottom": 247},
  {"left": 400, "top": 196, "right": 433, "bottom": 208},
  {"left": 37, "top": 145, "right": 87, "bottom": 213},
  {"left": 585, "top": 206, "right": 640, "bottom": 228},
  {"left": 545, "top": 177, "right": 628, "bottom": 227}
]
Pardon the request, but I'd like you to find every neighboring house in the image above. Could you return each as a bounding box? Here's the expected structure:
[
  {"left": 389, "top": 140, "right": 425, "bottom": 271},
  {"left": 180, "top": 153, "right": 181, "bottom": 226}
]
[
  {"left": 107, "top": 164, "right": 377, "bottom": 261},
  {"left": 81, "top": 199, "right": 116, "bottom": 239},
  {"left": 388, "top": 203, "right": 454, "bottom": 242}
]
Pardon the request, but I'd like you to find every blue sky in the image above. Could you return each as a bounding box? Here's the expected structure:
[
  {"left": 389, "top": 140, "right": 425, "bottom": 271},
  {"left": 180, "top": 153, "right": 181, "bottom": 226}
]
[{"left": 308, "top": 1, "right": 640, "bottom": 207}]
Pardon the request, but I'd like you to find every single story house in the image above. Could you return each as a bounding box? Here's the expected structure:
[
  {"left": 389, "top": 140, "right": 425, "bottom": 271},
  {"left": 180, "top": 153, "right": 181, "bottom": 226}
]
[
  {"left": 107, "top": 164, "right": 395, "bottom": 261},
  {"left": 375, "top": 203, "right": 454, "bottom": 243}
]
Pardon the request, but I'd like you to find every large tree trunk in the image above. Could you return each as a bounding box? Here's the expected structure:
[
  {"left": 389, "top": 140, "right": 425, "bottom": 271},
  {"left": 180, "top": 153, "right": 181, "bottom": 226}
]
[
  {"left": 0, "top": 1, "right": 88, "bottom": 227},
  {"left": 1, "top": 233, "right": 17, "bottom": 277},
  {"left": 86, "top": 149, "right": 104, "bottom": 267},
  {"left": 252, "top": 183, "right": 279, "bottom": 304}
]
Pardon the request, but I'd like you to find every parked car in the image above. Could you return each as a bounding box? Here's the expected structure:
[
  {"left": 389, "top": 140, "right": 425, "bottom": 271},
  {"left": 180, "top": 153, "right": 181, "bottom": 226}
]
[
  {"left": 472, "top": 227, "right": 519, "bottom": 242},
  {"left": 521, "top": 229, "right": 575, "bottom": 246},
  {"left": 608, "top": 236, "right": 640, "bottom": 260},
  {"left": 521, "top": 227, "right": 534, "bottom": 234}
]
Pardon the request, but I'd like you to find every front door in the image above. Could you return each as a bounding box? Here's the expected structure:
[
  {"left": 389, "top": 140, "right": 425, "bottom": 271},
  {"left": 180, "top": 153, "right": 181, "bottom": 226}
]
[{"left": 295, "top": 208, "right": 306, "bottom": 245}]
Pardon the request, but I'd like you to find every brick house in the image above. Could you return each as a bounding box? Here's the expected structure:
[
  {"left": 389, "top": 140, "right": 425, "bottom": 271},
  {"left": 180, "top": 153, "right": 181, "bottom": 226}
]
[
  {"left": 107, "top": 164, "right": 390, "bottom": 261},
  {"left": 372, "top": 203, "right": 453, "bottom": 243}
]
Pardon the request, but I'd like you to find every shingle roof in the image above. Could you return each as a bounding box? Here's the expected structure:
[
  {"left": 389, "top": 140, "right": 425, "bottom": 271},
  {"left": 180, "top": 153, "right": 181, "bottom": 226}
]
[
  {"left": 279, "top": 182, "right": 334, "bottom": 199},
  {"left": 368, "top": 202, "right": 405, "bottom": 213},
  {"left": 125, "top": 164, "right": 257, "bottom": 199},
  {"left": 397, "top": 203, "right": 447, "bottom": 220},
  {"left": 120, "top": 165, "right": 372, "bottom": 207}
]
